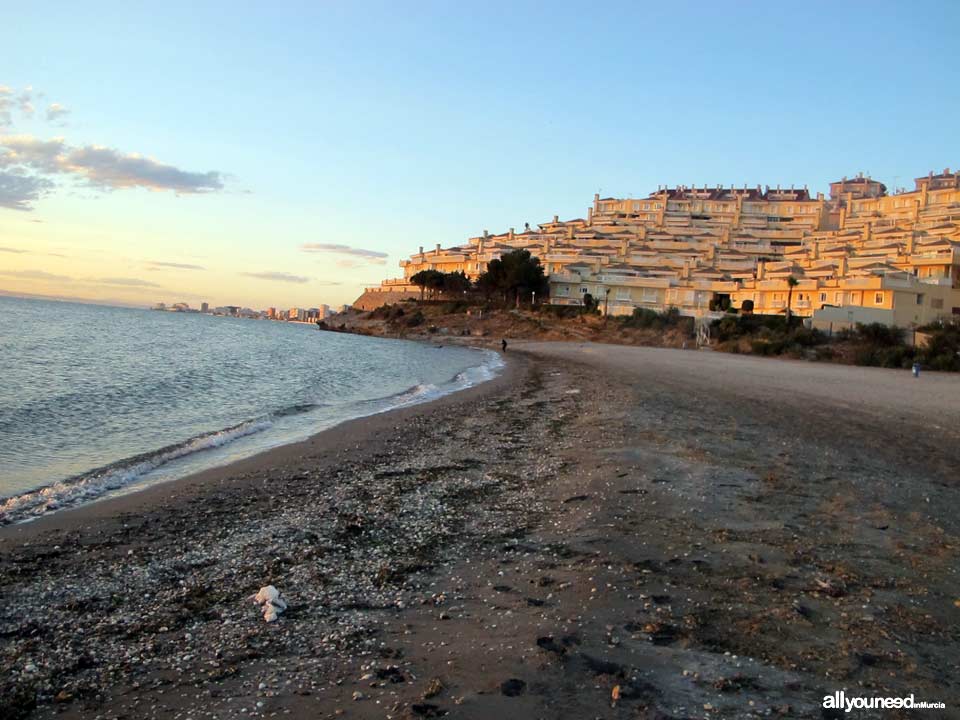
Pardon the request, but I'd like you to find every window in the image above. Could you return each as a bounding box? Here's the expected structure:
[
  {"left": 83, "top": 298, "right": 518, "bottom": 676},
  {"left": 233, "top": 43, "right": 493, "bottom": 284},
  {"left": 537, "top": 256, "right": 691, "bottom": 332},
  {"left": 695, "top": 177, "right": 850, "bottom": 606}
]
[
  {"left": 874, "top": 292, "right": 884, "bottom": 305},
  {"left": 580, "top": 286, "right": 589, "bottom": 295},
  {"left": 557, "top": 286, "right": 569, "bottom": 296},
  {"left": 819, "top": 292, "right": 827, "bottom": 303},
  {"left": 616, "top": 288, "right": 631, "bottom": 300},
  {"left": 916, "top": 293, "right": 925, "bottom": 305},
  {"left": 835, "top": 292, "right": 843, "bottom": 304},
  {"left": 642, "top": 288, "right": 658, "bottom": 303}
]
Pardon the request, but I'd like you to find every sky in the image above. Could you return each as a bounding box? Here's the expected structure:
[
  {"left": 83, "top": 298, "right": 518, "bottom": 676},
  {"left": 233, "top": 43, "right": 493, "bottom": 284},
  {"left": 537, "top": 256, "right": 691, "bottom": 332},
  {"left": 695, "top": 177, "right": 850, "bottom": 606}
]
[{"left": 1, "top": 0, "right": 958, "bottom": 309}]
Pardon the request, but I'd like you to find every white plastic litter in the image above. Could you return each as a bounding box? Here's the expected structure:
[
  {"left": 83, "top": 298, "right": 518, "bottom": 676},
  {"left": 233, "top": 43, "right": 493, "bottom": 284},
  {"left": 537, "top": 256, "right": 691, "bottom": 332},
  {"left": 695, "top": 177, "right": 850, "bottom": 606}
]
[{"left": 249, "top": 585, "right": 287, "bottom": 622}]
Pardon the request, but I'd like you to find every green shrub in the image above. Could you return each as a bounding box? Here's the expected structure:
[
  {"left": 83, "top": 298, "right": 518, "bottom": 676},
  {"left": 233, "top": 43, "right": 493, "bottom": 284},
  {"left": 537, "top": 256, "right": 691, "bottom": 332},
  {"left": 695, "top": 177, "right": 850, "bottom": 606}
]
[
  {"left": 622, "top": 306, "right": 687, "bottom": 330},
  {"left": 854, "top": 323, "right": 903, "bottom": 347},
  {"left": 916, "top": 325, "right": 960, "bottom": 371},
  {"left": 540, "top": 304, "right": 581, "bottom": 319},
  {"left": 712, "top": 314, "right": 787, "bottom": 341},
  {"left": 440, "top": 301, "right": 470, "bottom": 314}
]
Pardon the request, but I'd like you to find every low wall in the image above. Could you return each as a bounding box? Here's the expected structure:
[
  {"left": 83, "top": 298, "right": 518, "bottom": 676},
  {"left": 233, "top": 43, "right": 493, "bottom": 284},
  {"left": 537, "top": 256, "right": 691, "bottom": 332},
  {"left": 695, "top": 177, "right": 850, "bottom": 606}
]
[{"left": 352, "top": 288, "right": 421, "bottom": 311}]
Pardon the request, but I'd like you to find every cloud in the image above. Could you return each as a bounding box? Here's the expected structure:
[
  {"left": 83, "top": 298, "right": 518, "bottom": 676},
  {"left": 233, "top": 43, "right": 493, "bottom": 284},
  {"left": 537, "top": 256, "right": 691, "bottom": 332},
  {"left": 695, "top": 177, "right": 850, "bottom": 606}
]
[
  {"left": 147, "top": 260, "right": 207, "bottom": 271},
  {"left": 45, "top": 102, "right": 68, "bottom": 122},
  {"left": 0, "top": 133, "right": 225, "bottom": 209},
  {"left": 242, "top": 271, "right": 312, "bottom": 284},
  {"left": 0, "top": 246, "right": 26, "bottom": 253},
  {"left": 300, "top": 242, "right": 388, "bottom": 264},
  {"left": 64, "top": 145, "right": 223, "bottom": 193},
  {"left": 0, "top": 135, "right": 66, "bottom": 173},
  {"left": 0, "top": 86, "right": 12, "bottom": 127},
  {"left": 97, "top": 276, "right": 162, "bottom": 288},
  {"left": 0, "top": 170, "right": 55, "bottom": 210},
  {"left": 0, "top": 86, "right": 54, "bottom": 127},
  {"left": 0, "top": 268, "right": 72, "bottom": 281},
  {"left": 239, "top": 271, "right": 340, "bottom": 286},
  {"left": 17, "top": 88, "right": 34, "bottom": 118}
]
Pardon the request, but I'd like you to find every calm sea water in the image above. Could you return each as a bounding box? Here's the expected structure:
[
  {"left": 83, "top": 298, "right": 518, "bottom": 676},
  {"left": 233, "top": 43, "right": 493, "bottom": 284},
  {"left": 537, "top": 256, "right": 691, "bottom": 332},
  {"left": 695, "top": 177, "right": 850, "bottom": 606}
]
[{"left": 0, "top": 296, "right": 501, "bottom": 524}]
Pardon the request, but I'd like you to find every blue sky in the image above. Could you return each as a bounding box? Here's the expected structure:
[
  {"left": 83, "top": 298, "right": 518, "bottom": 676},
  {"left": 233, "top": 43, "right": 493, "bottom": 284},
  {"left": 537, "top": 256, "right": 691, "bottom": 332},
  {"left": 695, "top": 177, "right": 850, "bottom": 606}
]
[{"left": 1, "top": 0, "right": 957, "bottom": 308}]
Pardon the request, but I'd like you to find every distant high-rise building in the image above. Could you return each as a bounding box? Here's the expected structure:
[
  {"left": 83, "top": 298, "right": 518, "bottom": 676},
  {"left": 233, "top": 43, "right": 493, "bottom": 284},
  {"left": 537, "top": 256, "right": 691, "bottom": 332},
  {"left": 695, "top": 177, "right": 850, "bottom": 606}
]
[
  {"left": 201, "top": 302, "right": 209, "bottom": 313},
  {"left": 267, "top": 307, "right": 277, "bottom": 319}
]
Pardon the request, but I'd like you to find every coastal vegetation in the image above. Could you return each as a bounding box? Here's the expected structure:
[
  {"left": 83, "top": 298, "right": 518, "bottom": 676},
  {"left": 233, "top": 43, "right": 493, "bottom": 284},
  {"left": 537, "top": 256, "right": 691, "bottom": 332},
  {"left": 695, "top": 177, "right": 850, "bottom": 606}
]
[
  {"left": 351, "top": 297, "right": 960, "bottom": 372},
  {"left": 712, "top": 315, "right": 960, "bottom": 370}
]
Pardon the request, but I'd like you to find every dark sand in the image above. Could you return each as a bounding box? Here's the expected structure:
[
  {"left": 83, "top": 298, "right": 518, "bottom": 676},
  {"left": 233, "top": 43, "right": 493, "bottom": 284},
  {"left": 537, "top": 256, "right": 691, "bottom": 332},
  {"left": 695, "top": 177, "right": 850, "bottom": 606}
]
[{"left": 2, "top": 344, "right": 958, "bottom": 719}]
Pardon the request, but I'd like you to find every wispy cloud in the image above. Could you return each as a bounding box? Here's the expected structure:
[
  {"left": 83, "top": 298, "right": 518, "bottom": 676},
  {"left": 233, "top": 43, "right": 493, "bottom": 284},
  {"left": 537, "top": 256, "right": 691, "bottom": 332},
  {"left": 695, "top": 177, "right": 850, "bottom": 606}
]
[
  {"left": 0, "top": 268, "right": 72, "bottom": 281},
  {"left": 0, "top": 86, "right": 13, "bottom": 127},
  {"left": 0, "top": 245, "right": 26, "bottom": 253},
  {"left": 45, "top": 102, "right": 69, "bottom": 122},
  {"left": 300, "top": 242, "right": 388, "bottom": 265},
  {"left": 1, "top": 85, "right": 61, "bottom": 128},
  {"left": 147, "top": 260, "right": 207, "bottom": 271},
  {"left": 0, "top": 170, "right": 55, "bottom": 210},
  {"left": 16, "top": 87, "right": 34, "bottom": 119},
  {"left": 97, "top": 276, "right": 163, "bottom": 288},
  {"left": 66, "top": 145, "right": 224, "bottom": 193},
  {"left": 0, "top": 134, "right": 225, "bottom": 210},
  {"left": 242, "top": 271, "right": 312, "bottom": 284}
]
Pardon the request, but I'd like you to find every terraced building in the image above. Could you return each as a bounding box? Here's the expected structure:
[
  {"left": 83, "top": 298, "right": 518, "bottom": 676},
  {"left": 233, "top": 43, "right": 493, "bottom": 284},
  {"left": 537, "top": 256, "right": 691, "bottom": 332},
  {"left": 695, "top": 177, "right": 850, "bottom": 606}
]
[{"left": 355, "top": 169, "right": 960, "bottom": 329}]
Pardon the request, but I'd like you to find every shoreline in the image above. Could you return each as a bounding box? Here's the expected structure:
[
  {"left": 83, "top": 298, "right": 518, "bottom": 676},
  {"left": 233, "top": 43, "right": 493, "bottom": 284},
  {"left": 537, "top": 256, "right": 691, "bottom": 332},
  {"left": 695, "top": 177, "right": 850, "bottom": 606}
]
[
  {"left": 0, "top": 348, "right": 520, "bottom": 544},
  {"left": 0, "top": 337, "right": 506, "bottom": 533}
]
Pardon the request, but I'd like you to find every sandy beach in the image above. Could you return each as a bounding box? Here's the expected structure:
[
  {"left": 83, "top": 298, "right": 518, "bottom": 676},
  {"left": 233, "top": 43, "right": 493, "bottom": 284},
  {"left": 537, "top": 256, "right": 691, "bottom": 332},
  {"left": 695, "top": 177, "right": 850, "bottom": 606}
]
[{"left": 2, "top": 343, "right": 959, "bottom": 719}]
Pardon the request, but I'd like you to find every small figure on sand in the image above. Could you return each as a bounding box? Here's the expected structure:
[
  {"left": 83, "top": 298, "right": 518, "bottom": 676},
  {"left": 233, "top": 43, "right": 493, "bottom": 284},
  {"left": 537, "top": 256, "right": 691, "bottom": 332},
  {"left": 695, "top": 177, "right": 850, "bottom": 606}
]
[{"left": 501, "top": 339, "right": 508, "bottom": 352}]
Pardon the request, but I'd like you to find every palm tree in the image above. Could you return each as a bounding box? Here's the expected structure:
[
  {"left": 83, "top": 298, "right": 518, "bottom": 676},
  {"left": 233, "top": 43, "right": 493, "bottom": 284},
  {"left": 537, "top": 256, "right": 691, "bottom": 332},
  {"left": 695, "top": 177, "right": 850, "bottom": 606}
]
[{"left": 786, "top": 275, "right": 799, "bottom": 325}]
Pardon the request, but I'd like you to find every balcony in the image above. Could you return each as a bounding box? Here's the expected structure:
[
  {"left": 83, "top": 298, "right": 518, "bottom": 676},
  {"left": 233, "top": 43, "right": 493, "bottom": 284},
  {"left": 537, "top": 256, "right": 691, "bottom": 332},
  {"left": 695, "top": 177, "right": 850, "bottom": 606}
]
[{"left": 548, "top": 273, "right": 585, "bottom": 284}]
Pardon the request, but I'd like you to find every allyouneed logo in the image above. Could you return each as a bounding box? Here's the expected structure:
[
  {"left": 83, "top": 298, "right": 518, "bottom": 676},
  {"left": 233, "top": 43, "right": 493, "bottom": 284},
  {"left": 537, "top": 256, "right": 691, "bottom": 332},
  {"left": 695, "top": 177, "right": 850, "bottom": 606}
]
[{"left": 823, "top": 691, "right": 946, "bottom": 712}]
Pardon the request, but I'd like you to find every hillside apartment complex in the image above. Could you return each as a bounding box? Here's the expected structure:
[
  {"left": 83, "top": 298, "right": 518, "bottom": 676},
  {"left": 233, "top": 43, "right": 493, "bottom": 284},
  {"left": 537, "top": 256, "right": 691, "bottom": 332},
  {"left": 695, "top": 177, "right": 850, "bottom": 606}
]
[{"left": 355, "top": 169, "right": 960, "bottom": 330}]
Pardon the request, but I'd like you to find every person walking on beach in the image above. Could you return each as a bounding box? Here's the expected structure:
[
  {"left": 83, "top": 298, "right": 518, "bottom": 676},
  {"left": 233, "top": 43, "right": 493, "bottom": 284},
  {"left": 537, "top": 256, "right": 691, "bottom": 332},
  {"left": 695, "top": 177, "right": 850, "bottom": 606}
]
[{"left": 501, "top": 338, "right": 508, "bottom": 352}]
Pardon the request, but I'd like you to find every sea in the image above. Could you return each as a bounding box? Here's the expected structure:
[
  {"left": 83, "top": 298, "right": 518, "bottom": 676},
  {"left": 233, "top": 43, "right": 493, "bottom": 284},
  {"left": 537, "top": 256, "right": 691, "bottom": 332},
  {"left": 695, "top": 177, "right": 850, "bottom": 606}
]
[{"left": 0, "top": 296, "right": 503, "bottom": 525}]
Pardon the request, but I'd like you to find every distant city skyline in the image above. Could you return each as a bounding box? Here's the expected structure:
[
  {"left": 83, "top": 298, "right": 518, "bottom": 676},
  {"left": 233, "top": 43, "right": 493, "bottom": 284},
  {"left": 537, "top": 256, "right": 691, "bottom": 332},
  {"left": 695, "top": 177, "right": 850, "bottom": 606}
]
[{"left": 1, "top": 1, "right": 957, "bottom": 308}]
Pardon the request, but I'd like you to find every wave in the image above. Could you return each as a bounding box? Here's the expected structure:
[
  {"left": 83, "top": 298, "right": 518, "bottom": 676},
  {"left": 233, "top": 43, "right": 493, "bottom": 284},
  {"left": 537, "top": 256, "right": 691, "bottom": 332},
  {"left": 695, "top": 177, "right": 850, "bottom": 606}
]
[
  {"left": 0, "top": 415, "right": 282, "bottom": 525},
  {"left": 0, "top": 348, "right": 505, "bottom": 525}
]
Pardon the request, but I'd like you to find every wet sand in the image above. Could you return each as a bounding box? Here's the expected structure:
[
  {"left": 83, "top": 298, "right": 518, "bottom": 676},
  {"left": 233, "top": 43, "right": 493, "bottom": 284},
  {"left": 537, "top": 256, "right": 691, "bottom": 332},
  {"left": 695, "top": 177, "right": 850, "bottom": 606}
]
[{"left": 2, "top": 343, "right": 958, "bottom": 719}]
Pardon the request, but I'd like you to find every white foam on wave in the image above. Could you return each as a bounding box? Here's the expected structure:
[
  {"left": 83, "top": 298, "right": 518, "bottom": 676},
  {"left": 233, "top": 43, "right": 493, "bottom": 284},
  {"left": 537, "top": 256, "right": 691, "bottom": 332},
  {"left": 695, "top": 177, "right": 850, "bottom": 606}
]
[
  {"left": 451, "top": 350, "right": 505, "bottom": 388},
  {"left": 0, "top": 418, "right": 273, "bottom": 525},
  {"left": 0, "top": 347, "right": 505, "bottom": 526},
  {"left": 385, "top": 349, "right": 504, "bottom": 411}
]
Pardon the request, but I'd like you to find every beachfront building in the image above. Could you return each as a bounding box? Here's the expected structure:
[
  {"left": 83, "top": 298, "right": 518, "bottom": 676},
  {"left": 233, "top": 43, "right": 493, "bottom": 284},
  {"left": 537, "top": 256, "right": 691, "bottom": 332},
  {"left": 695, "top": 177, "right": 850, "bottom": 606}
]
[{"left": 355, "top": 168, "right": 960, "bottom": 326}]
